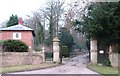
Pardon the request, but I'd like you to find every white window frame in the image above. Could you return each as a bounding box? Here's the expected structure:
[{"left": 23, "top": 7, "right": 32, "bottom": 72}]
[{"left": 13, "top": 32, "right": 21, "bottom": 40}]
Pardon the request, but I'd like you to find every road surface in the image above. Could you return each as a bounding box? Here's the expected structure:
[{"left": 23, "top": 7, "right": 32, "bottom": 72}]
[{"left": 9, "top": 53, "right": 101, "bottom": 75}]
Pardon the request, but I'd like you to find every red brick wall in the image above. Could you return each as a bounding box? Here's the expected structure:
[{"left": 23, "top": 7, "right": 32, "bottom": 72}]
[
  {"left": 21, "top": 31, "right": 33, "bottom": 52},
  {"left": 0, "top": 32, "right": 2, "bottom": 40},
  {"left": 1, "top": 31, "right": 13, "bottom": 40},
  {"left": 0, "top": 30, "right": 33, "bottom": 52}
]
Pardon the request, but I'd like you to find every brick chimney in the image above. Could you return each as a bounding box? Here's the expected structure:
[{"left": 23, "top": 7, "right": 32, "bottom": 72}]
[{"left": 18, "top": 17, "right": 24, "bottom": 25}]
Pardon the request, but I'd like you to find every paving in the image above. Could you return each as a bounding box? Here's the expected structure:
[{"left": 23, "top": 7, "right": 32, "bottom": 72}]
[{"left": 9, "top": 53, "right": 101, "bottom": 75}]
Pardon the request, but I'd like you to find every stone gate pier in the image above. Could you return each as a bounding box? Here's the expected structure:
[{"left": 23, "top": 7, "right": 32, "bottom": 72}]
[
  {"left": 90, "top": 38, "right": 97, "bottom": 64},
  {"left": 53, "top": 37, "right": 60, "bottom": 63}
]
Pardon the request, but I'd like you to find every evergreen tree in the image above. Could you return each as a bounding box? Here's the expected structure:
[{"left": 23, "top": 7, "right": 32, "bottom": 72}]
[
  {"left": 59, "top": 27, "right": 74, "bottom": 52},
  {"left": 6, "top": 14, "right": 18, "bottom": 27},
  {"left": 76, "top": 2, "right": 119, "bottom": 52}
]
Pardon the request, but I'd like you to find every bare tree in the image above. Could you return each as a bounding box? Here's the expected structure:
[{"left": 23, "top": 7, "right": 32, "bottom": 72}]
[
  {"left": 24, "top": 12, "right": 45, "bottom": 48},
  {"left": 24, "top": 0, "right": 65, "bottom": 47},
  {"left": 40, "top": 0, "right": 65, "bottom": 39},
  {"left": 65, "top": 0, "right": 90, "bottom": 31},
  {"left": 64, "top": 0, "right": 91, "bottom": 51},
  {"left": 0, "top": 21, "right": 7, "bottom": 28}
]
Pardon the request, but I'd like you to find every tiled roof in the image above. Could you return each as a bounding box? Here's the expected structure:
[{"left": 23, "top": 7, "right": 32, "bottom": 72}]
[
  {"left": 0, "top": 24, "right": 33, "bottom": 31},
  {"left": 0, "top": 24, "right": 35, "bottom": 36}
]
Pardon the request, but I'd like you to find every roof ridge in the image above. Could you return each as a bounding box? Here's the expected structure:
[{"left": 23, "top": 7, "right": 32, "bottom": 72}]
[{"left": 0, "top": 24, "right": 33, "bottom": 31}]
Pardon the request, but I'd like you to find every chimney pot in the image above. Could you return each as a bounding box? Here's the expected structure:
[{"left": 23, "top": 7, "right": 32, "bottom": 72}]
[{"left": 18, "top": 17, "right": 23, "bottom": 25}]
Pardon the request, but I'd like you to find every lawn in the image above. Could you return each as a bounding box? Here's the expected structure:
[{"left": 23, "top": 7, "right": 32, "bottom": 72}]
[
  {"left": 87, "top": 64, "right": 119, "bottom": 76},
  {"left": 0, "top": 62, "right": 60, "bottom": 73}
]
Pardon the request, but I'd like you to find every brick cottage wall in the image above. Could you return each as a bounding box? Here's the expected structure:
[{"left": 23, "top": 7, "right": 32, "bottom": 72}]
[
  {"left": 0, "top": 52, "right": 44, "bottom": 67},
  {"left": 0, "top": 30, "right": 33, "bottom": 52}
]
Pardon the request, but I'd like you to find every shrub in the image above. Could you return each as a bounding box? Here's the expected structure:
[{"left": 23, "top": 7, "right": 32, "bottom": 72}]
[
  {"left": 98, "top": 53, "right": 111, "bottom": 67},
  {"left": 61, "top": 45, "right": 69, "bottom": 57},
  {"left": 103, "top": 57, "right": 111, "bottom": 66},
  {"left": 0, "top": 40, "right": 4, "bottom": 51},
  {"left": 0, "top": 40, "right": 4, "bottom": 45},
  {"left": 35, "top": 48, "right": 42, "bottom": 52},
  {"left": 3, "top": 40, "right": 28, "bottom": 52},
  {"left": 45, "top": 52, "right": 53, "bottom": 58}
]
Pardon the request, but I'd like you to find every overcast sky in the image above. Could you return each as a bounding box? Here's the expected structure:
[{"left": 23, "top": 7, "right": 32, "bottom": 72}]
[
  {"left": 0, "top": 0, "right": 47, "bottom": 24},
  {"left": 0, "top": 0, "right": 74, "bottom": 24},
  {"left": 0, "top": 0, "right": 118, "bottom": 24}
]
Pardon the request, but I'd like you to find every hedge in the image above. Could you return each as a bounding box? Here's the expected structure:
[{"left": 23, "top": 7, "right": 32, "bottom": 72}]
[
  {"left": 2, "top": 40, "right": 28, "bottom": 52},
  {"left": 61, "top": 45, "right": 69, "bottom": 57}
]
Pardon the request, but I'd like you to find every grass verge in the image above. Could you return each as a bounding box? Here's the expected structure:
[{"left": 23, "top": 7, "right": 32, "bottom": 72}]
[
  {"left": 0, "top": 62, "right": 61, "bottom": 74},
  {"left": 87, "top": 64, "right": 119, "bottom": 76}
]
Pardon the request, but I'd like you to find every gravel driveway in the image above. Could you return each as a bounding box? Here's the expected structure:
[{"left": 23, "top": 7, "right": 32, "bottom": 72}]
[{"left": 9, "top": 53, "right": 101, "bottom": 75}]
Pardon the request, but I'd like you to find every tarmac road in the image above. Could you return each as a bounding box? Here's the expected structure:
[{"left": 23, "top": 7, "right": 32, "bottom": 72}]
[{"left": 9, "top": 53, "right": 101, "bottom": 75}]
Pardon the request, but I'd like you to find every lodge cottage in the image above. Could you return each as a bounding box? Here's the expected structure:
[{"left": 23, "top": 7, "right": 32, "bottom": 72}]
[{"left": 0, "top": 18, "right": 35, "bottom": 52}]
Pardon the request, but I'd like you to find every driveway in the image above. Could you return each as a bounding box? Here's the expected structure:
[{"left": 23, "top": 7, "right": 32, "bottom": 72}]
[{"left": 9, "top": 53, "right": 101, "bottom": 75}]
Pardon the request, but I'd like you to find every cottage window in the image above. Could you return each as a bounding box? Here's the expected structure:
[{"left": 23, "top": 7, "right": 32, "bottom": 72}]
[
  {"left": 13, "top": 32, "right": 21, "bottom": 40},
  {"left": 16, "top": 33, "right": 19, "bottom": 38}
]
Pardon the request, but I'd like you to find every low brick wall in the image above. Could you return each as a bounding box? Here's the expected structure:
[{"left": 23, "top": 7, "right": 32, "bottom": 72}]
[{"left": 0, "top": 52, "right": 44, "bottom": 67}]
